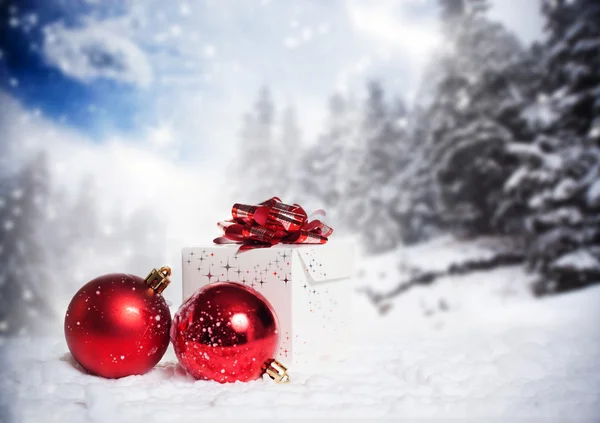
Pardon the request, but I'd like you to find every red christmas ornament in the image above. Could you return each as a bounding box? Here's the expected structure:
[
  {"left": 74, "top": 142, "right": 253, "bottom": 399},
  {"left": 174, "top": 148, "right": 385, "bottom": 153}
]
[
  {"left": 171, "top": 282, "right": 282, "bottom": 383},
  {"left": 64, "top": 267, "right": 172, "bottom": 379}
]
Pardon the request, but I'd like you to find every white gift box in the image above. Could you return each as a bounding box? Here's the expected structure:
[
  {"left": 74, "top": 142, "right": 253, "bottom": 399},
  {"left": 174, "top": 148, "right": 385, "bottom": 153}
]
[{"left": 181, "top": 241, "right": 354, "bottom": 370}]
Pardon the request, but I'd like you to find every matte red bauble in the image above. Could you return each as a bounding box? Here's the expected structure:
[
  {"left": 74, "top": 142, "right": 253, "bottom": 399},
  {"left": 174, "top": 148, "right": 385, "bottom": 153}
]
[
  {"left": 64, "top": 267, "right": 172, "bottom": 379},
  {"left": 171, "top": 282, "right": 280, "bottom": 383}
]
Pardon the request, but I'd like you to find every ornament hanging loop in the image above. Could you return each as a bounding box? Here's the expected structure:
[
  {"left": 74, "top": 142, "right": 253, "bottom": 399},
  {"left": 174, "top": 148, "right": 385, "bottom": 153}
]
[
  {"left": 159, "top": 266, "right": 172, "bottom": 278},
  {"left": 145, "top": 266, "right": 171, "bottom": 294},
  {"left": 264, "top": 359, "right": 290, "bottom": 384}
]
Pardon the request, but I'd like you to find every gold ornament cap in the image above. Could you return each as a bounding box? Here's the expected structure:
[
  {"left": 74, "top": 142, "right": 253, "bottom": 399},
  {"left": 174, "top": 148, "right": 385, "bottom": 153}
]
[
  {"left": 145, "top": 266, "right": 171, "bottom": 294},
  {"left": 264, "top": 359, "right": 290, "bottom": 384}
]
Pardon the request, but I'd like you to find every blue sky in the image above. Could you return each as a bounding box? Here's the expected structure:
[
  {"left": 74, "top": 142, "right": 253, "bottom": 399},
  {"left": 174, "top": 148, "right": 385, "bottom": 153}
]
[
  {"left": 0, "top": 0, "right": 544, "bottom": 150},
  {"left": 0, "top": 0, "right": 142, "bottom": 134}
]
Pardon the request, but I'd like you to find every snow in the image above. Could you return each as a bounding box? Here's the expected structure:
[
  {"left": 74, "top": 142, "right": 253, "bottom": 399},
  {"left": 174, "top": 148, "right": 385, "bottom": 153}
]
[
  {"left": 3, "top": 238, "right": 599, "bottom": 422},
  {"left": 394, "top": 235, "right": 522, "bottom": 275},
  {"left": 553, "top": 177, "right": 578, "bottom": 201},
  {"left": 535, "top": 206, "right": 583, "bottom": 227},
  {"left": 552, "top": 249, "right": 600, "bottom": 271},
  {"left": 2, "top": 285, "right": 600, "bottom": 422},
  {"left": 1, "top": 1, "right": 599, "bottom": 419},
  {"left": 523, "top": 100, "right": 557, "bottom": 127},
  {"left": 504, "top": 166, "right": 529, "bottom": 192},
  {"left": 573, "top": 38, "right": 600, "bottom": 54},
  {"left": 505, "top": 142, "right": 562, "bottom": 169},
  {"left": 586, "top": 179, "right": 600, "bottom": 208}
]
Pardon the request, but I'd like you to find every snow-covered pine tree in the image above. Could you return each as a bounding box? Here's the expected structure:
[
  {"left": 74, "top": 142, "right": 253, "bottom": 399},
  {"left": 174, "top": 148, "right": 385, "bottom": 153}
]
[
  {"left": 401, "top": 0, "right": 533, "bottom": 239},
  {"left": 389, "top": 101, "right": 441, "bottom": 244},
  {"left": 504, "top": 0, "right": 600, "bottom": 295},
  {"left": 300, "top": 93, "right": 360, "bottom": 216},
  {"left": 0, "top": 153, "right": 54, "bottom": 335},
  {"left": 344, "top": 81, "right": 409, "bottom": 253},
  {"left": 277, "top": 105, "right": 302, "bottom": 199},
  {"left": 233, "top": 86, "right": 279, "bottom": 203},
  {"left": 542, "top": 0, "right": 600, "bottom": 138},
  {"left": 48, "top": 177, "right": 100, "bottom": 303},
  {"left": 43, "top": 176, "right": 169, "bottom": 309}
]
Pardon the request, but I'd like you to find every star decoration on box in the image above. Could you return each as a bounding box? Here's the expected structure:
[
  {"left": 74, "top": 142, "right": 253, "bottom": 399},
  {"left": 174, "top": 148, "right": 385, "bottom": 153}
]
[
  {"left": 203, "top": 265, "right": 214, "bottom": 283},
  {"left": 221, "top": 257, "right": 233, "bottom": 279},
  {"left": 301, "top": 248, "right": 329, "bottom": 279},
  {"left": 184, "top": 246, "right": 343, "bottom": 363}
]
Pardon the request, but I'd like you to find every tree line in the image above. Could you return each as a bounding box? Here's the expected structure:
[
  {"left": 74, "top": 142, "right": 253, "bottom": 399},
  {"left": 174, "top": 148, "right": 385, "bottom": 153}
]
[
  {"left": 232, "top": 0, "right": 600, "bottom": 296},
  {"left": 0, "top": 153, "right": 167, "bottom": 335}
]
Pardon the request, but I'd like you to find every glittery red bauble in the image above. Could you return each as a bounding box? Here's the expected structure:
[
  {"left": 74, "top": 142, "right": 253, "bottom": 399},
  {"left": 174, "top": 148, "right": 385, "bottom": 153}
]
[
  {"left": 171, "top": 282, "right": 279, "bottom": 383},
  {"left": 64, "top": 273, "right": 171, "bottom": 378}
]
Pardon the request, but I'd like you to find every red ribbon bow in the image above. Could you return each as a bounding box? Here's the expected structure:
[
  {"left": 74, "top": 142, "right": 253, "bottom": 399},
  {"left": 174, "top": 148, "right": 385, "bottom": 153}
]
[{"left": 214, "top": 197, "right": 333, "bottom": 251}]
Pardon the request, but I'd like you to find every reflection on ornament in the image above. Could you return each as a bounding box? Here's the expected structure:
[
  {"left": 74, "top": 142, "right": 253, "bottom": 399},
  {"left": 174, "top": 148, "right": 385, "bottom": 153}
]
[
  {"left": 171, "top": 282, "right": 281, "bottom": 383},
  {"left": 64, "top": 267, "right": 172, "bottom": 379},
  {"left": 230, "top": 312, "right": 249, "bottom": 332}
]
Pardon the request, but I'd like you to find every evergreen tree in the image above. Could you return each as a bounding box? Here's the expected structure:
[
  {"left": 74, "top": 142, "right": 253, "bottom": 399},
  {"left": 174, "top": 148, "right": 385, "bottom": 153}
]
[
  {"left": 401, "top": 0, "right": 534, "bottom": 240},
  {"left": 0, "top": 153, "right": 53, "bottom": 335},
  {"left": 439, "top": 0, "right": 464, "bottom": 22},
  {"left": 541, "top": 0, "right": 600, "bottom": 138},
  {"left": 345, "top": 82, "right": 409, "bottom": 253},
  {"left": 233, "top": 86, "right": 278, "bottom": 202},
  {"left": 504, "top": 0, "right": 600, "bottom": 294},
  {"left": 277, "top": 105, "right": 302, "bottom": 199},
  {"left": 390, "top": 102, "right": 440, "bottom": 244},
  {"left": 301, "top": 93, "right": 360, "bottom": 214},
  {"left": 50, "top": 177, "right": 100, "bottom": 302},
  {"left": 48, "top": 178, "right": 168, "bottom": 307}
]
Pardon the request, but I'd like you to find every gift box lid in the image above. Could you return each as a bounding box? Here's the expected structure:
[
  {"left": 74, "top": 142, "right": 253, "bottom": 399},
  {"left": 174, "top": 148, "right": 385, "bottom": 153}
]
[{"left": 294, "top": 241, "right": 354, "bottom": 283}]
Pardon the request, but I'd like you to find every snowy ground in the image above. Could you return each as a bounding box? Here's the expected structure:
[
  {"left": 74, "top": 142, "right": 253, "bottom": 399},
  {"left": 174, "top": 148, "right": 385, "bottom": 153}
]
[{"left": 2, "top": 245, "right": 600, "bottom": 422}]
